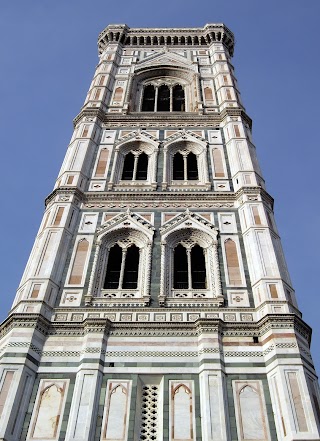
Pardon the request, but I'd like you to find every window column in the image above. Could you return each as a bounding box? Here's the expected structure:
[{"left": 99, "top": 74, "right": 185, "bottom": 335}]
[
  {"left": 170, "top": 87, "right": 173, "bottom": 112},
  {"left": 118, "top": 248, "right": 127, "bottom": 289},
  {"left": 183, "top": 153, "right": 188, "bottom": 181},
  {"left": 186, "top": 248, "right": 192, "bottom": 289},
  {"left": 132, "top": 152, "right": 140, "bottom": 181},
  {"left": 154, "top": 86, "right": 159, "bottom": 112}
]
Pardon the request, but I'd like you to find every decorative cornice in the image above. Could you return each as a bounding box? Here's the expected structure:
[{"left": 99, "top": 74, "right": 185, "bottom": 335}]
[
  {"left": 45, "top": 187, "right": 84, "bottom": 208},
  {"left": 0, "top": 313, "right": 311, "bottom": 344},
  {"left": 97, "top": 24, "right": 235, "bottom": 56},
  {"left": 73, "top": 107, "right": 252, "bottom": 129}
]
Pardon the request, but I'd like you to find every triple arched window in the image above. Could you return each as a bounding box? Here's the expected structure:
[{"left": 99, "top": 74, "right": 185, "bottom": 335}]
[{"left": 142, "top": 84, "right": 185, "bottom": 112}]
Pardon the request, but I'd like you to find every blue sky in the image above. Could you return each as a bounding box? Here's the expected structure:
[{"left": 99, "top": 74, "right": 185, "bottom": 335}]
[{"left": 1, "top": 1, "right": 320, "bottom": 373}]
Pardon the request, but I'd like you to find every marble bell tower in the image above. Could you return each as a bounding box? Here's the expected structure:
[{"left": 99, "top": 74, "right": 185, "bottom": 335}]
[{"left": 0, "top": 24, "right": 319, "bottom": 441}]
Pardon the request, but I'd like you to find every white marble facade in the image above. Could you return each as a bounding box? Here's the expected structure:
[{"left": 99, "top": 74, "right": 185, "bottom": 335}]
[{"left": 0, "top": 23, "right": 319, "bottom": 441}]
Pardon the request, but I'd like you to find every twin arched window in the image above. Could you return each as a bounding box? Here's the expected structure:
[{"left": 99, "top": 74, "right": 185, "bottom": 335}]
[
  {"left": 104, "top": 243, "right": 140, "bottom": 289},
  {"left": 121, "top": 151, "right": 149, "bottom": 181},
  {"left": 142, "top": 84, "right": 185, "bottom": 112},
  {"left": 174, "top": 244, "right": 206, "bottom": 289},
  {"left": 172, "top": 152, "right": 198, "bottom": 180}
]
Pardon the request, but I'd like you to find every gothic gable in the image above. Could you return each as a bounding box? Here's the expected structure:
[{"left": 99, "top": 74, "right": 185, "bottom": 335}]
[
  {"left": 115, "top": 129, "right": 159, "bottom": 147},
  {"left": 163, "top": 129, "right": 206, "bottom": 147},
  {"left": 97, "top": 210, "right": 155, "bottom": 241},
  {"left": 160, "top": 210, "right": 218, "bottom": 241},
  {"left": 136, "top": 49, "right": 194, "bottom": 72}
]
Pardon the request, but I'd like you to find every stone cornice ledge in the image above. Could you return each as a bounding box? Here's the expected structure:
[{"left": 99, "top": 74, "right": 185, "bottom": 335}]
[
  {"left": 0, "top": 313, "right": 311, "bottom": 345},
  {"left": 73, "top": 107, "right": 252, "bottom": 129}
]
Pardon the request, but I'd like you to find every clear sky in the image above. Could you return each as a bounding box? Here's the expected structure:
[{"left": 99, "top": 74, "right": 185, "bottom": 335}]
[{"left": 1, "top": 1, "right": 319, "bottom": 373}]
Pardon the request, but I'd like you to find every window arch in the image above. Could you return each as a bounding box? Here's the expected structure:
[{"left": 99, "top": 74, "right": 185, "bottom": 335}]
[
  {"left": 136, "top": 152, "right": 148, "bottom": 180},
  {"left": 160, "top": 224, "right": 222, "bottom": 305},
  {"left": 89, "top": 226, "right": 153, "bottom": 305},
  {"left": 121, "top": 152, "right": 135, "bottom": 180},
  {"left": 104, "top": 244, "right": 139, "bottom": 289},
  {"left": 173, "top": 152, "right": 184, "bottom": 180},
  {"left": 173, "top": 243, "right": 206, "bottom": 290},
  {"left": 121, "top": 151, "right": 149, "bottom": 181},
  {"left": 163, "top": 138, "right": 209, "bottom": 190},
  {"left": 172, "top": 151, "right": 198, "bottom": 181},
  {"left": 108, "top": 139, "right": 158, "bottom": 190}
]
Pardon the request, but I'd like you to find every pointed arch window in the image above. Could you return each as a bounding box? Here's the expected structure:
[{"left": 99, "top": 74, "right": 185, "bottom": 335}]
[
  {"left": 121, "top": 151, "right": 149, "bottom": 181},
  {"left": 157, "top": 85, "right": 170, "bottom": 111},
  {"left": 136, "top": 152, "right": 148, "bottom": 180},
  {"left": 142, "top": 85, "right": 155, "bottom": 111},
  {"left": 103, "top": 244, "right": 122, "bottom": 289},
  {"left": 104, "top": 244, "right": 140, "bottom": 290},
  {"left": 172, "top": 85, "right": 185, "bottom": 111},
  {"left": 173, "top": 244, "right": 206, "bottom": 290},
  {"left": 121, "top": 152, "right": 135, "bottom": 180},
  {"left": 122, "top": 245, "right": 139, "bottom": 289},
  {"left": 173, "top": 152, "right": 184, "bottom": 180},
  {"left": 174, "top": 244, "right": 188, "bottom": 289},
  {"left": 191, "top": 244, "right": 206, "bottom": 288},
  {"left": 187, "top": 152, "right": 198, "bottom": 180}
]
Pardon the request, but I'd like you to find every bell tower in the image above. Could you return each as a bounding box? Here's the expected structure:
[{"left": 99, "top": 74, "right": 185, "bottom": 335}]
[{"left": 0, "top": 24, "right": 319, "bottom": 441}]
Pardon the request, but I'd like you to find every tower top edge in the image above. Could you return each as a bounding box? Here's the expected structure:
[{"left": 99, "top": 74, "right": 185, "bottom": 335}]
[{"left": 97, "top": 23, "right": 235, "bottom": 55}]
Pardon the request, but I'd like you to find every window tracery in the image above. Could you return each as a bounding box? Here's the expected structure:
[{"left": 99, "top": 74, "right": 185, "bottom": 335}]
[
  {"left": 87, "top": 212, "right": 154, "bottom": 307},
  {"left": 108, "top": 136, "right": 158, "bottom": 191},
  {"left": 162, "top": 133, "right": 210, "bottom": 191},
  {"left": 141, "top": 82, "right": 185, "bottom": 112},
  {"left": 159, "top": 211, "right": 223, "bottom": 307}
]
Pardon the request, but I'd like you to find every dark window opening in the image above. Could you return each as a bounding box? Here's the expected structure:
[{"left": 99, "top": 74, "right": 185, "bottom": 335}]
[
  {"left": 142, "top": 85, "right": 155, "bottom": 111},
  {"left": 136, "top": 152, "right": 148, "bottom": 180},
  {"left": 172, "top": 85, "right": 185, "bottom": 111},
  {"left": 174, "top": 244, "right": 188, "bottom": 289},
  {"left": 187, "top": 152, "right": 198, "bottom": 180},
  {"left": 123, "top": 245, "right": 139, "bottom": 289},
  {"left": 122, "top": 152, "right": 134, "bottom": 180},
  {"left": 104, "top": 244, "right": 122, "bottom": 289},
  {"left": 173, "top": 152, "right": 184, "bottom": 180},
  {"left": 191, "top": 245, "right": 206, "bottom": 289},
  {"left": 157, "top": 85, "right": 170, "bottom": 111}
]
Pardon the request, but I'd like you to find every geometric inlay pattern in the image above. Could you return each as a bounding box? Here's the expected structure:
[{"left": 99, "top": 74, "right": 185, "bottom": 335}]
[{"left": 139, "top": 385, "right": 159, "bottom": 440}]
